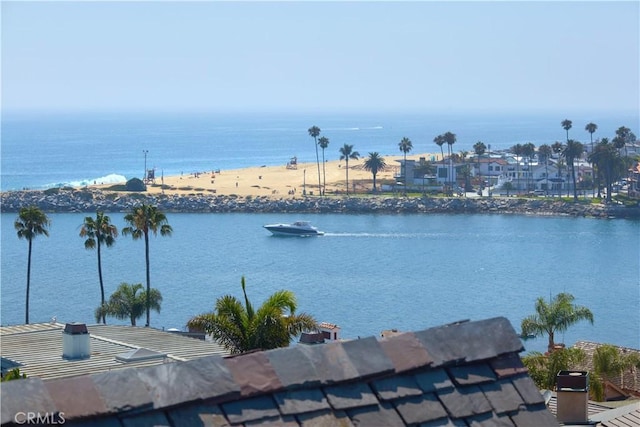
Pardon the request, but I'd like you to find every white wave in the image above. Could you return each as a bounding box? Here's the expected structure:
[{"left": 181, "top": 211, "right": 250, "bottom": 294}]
[{"left": 45, "top": 173, "right": 127, "bottom": 189}]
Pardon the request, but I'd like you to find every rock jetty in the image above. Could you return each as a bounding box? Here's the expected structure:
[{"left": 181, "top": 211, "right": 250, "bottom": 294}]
[{"left": 1, "top": 188, "right": 639, "bottom": 219}]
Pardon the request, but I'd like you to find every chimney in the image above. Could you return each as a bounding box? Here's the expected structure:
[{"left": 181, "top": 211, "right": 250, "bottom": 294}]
[
  {"left": 556, "top": 370, "right": 589, "bottom": 424},
  {"left": 318, "top": 322, "right": 341, "bottom": 341},
  {"left": 62, "top": 323, "right": 90, "bottom": 359}
]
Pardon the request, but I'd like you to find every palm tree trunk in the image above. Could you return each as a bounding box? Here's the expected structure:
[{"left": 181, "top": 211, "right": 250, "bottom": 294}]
[
  {"left": 345, "top": 159, "right": 349, "bottom": 195},
  {"left": 145, "top": 232, "right": 151, "bottom": 327},
  {"left": 26, "top": 239, "right": 32, "bottom": 324},
  {"left": 97, "top": 241, "right": 106, "bottom": 324},
  {"left": 321, "top": 149, "right": 326, "bottom": 195},
  {"left": 314, "top": 138, "right": 321, "bottom": 196}
]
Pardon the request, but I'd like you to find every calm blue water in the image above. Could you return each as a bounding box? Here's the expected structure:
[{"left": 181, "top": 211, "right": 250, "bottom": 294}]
[
  {"left": 1, "top": 212, "right": 638, "bottom": 354},
  {"left": 2, "top": 111, "right": 638, "bottom": 191}
]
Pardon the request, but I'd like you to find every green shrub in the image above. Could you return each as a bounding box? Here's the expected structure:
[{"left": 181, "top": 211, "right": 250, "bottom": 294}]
[{"left": 125, "top": 178, "right": 146, "bottom": 192}]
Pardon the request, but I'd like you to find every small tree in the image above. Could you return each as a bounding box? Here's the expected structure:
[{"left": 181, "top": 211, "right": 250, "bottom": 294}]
[{"left": 96, "top": 282, "right": 162, "bottom": 326}]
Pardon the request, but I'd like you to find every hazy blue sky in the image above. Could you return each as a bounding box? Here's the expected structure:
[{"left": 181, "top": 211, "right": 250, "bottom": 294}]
[{"left": 2, "top": 1, "right": 638, "bottom": 114}]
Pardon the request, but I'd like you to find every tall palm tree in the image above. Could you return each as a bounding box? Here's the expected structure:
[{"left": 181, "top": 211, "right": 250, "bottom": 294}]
[
  {"left": 317, "top": 136, "right": 330, "bottom": 195},
  {"left": 339, "top": 143, "right": 360, "bottom": 195},
  {"left": 585, "top": 122, "right": 598, "bottom": 196},
  {"left": 96, "top": 282, "right": 162, "bottom": 326},
  {"left": 521, "top": 142, "right": 536, "bottom": 193},
  {"left": 561, "top": 119, "right": 572, "bottom": 142},
  {"left": 592, "top": 344, "right": 640, "bottom": 396},
  {"left": 122, "top": 204, "right": 172, "bottom": 327},
  {"left": 362, "top": 152, "right": 387, "bottom": 193},
  {"left": 187, "top": 276, "right": 317, "bottom": 354},
  {"left": 521, "top": 292, "right": 594, "bottom": 353},
  {"left": 15, "top": 207, "right": 50, "bottom": 324},
  {"left": 308, "top": 126, "right": 322, "bottom": 196},
  {"left": 398, "top": 137, "right": 413, "bottom": 194},
  {"left": 80, "top": 211, "right": 118, "bottom": 324},
  {"left": 443, "top": 132, "right": 456, "bottom": 189},
  {"left": 433, "top": 134, "right": 445, "bottom": 164},
  {"left": 589, "top": 138, "right": 624, "bottom": 202},
  {"left": 613, "top": 126, "right": 634, "bottom": 156},
  {"left": 552, "top": 141, "right": 564, "bottom": 196},
  {"left": 473, "top": 141, "right": 486, "bottom": 192},
  {"left": 538, "top": 144, "right": 553, "bottom": 194},
  {"left": 563, "top": 139, "right": 584, "bottom": 200}
]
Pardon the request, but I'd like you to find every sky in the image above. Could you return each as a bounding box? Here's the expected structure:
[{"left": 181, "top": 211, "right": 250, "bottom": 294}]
[{"left": 2, "top": 1, "right": 639, "bottom": 114}]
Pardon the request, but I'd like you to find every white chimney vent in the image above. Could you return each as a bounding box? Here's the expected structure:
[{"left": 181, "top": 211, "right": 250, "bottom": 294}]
[{"left": 62, "top": 323, "right": 90, "bottom": 359}]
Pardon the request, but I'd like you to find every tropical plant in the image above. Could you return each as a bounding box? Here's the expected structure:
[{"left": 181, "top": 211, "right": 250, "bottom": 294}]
[
  {"left": 318, "top": 136, "right": 330, "bottom": 195},
  {"left": 552, "top": 141, "right": 565, "bottom": 196},
  {"left": 398, "top": 137, "right": 413, "bottom": 194},
  {"left": 187, "top": 276, "right": 317, "bottom": 354},
  {"left": 362, "top": 152, "right": 387, "bottom": 192},
  {"left": 473, "top": 141, "right": 486, "bottom": 191},
  {"left": 585, "top": 122, "right": 598, "bottom": 197},
  {"left": 96, "top": 282, "right": 162, "bottom": 326},
  {"left": 589, "top": 138, "right": 625, "bottom": 203},
  {"left": 563, "top": 139, "right": 584, "bottom": 200},
  {"left": 339, "top": 143, "right": 360, "bottom": 195},
  {"left": 122, "top": 204, "right": 172, "bottom": 327},
  {"left": 433, "top": 134, "right": 445, "bottom": 164},
  {"left": 308, "top": 126, "right": 322, "bottom": 197},
  {"left": 522, "top": 347, "right": 586, "bottom": 391},
  {"left": 521, "top": 142, "right": 536, "bottom": 192},
  {"left": 80, "top": 211, "right": 118, "bottom": 324},
  {"left": 613, "top": 126, "right": 635, "bottom": 156},
  {"left": 592, "top": 344, "right": 640, "bottom": 399},
  {"left": 15, "top": 206, "right": 51, "bottom": 324},
  {"left": 443, "top": 132, "right": 456, "bottom": 189},
  {"left": 1, "top": 368, "right": 27, "bottom": 382},
  {"left": 510, "top": 143, "right": 524, "bottom": 194},
  {"left": 561, "top": 119, "right": 572, "bottom": 142},
  {"left": 521, "top": 292, "right": 594, "bottom": 353}
]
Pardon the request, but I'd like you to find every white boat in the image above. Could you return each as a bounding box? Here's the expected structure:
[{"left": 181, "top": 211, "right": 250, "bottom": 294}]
[{"left": 263, "top": 221, "right": 324, "bottom": 237}]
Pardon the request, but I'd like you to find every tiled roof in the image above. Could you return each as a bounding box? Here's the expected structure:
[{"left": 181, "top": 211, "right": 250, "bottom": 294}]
[
  {"left": 0, "top": 317, "right": 559, "bottom": 426},
  {"left": 0, "top": 323, "right": 229, "bottom": 381},
  {"left": 573, "top": 341, "right": 640, "bottom": 394}
]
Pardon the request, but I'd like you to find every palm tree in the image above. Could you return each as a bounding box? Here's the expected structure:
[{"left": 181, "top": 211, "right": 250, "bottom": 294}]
[
  {"left": 561, "top": 119, "right": 572, "bottom": 142},
  {"left": 15, "top": 206, "right": 50, "bottom": 324},
  {"left": 308, "top": 126, "right": 322, "bottom": 197},
  {"left": 589, "top": 138, "right": 624, "bottom": 202},
  {"left": 80, "top": 211, "right": 118, "bottom": 324},
  {"left": 187, "top": 276, "right": 317, "bottom": 354},
  {"left": 563, "top": 139, "right": 584, "bottom": 200},
  {"left": 538, "top": 144, "right": 553, "bottom": 194},
  {"left": 317, "top": 136, "right": 330, "bottom": 195},
  {"left": 443, "top": 132, "right": 456, "bottom": 190},
  {"left": 473, "top": 141, "right": 486, "bottom": 193},
  {"left": 585, "top": 122, "right": 598, "bottom": 197},
  {"left": 96, "top": 282, "right": 162, "bottom": 326},
  {"left": 433, "top": 134, "right": 445, "bottom": 164},
  {"left": 521, "top": 292, "right": 594, "bottom": 353},
  {"left": 362, "top": 152, "right": 387, "bottom": 193},
  {"left": 522, "top": 347, "right": 586, "bottom": 391},
  {"left": 339, "top": 143, "right": 360, "bottom": 195},
  {"left": 592, "top": 344, "right": 640, "bottom": 397},
  {"left": 552, "top": 141, "right": 565, "bottom": 196},
  {"left": 398, "top": 137, "right": 413, "bottom": 194},
  {"left": 122, "top": 204, "right": 172, "bottom": 327}
]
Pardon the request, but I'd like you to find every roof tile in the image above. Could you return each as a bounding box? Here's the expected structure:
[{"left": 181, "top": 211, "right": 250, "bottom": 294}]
[
  {"left": 91, "top": 368, "right": 153, "bottom": 414},
  {"left": 509, "top": 403, "right": 560, "bottom": 426},
  {"left": 44, "top": 376, "right": 107, "bottom": 419},
  {"left": 341, "top": 336, "right": 395, "bottom": 379},
  {"left": 243, "top": 414, "right": 299, "bottom": 426},
  {"left": 346, "top": 401, "right": 406, "bottom": 427},
  {"left": 490, "top": 353, "right": 528, "bottom": 379},
  {"left": 0, "top": 378, "right": 57, "bottom": 425},
  {"left": 414, "top": 368, "right": 454, "bottom": 393},
  {"left": 298, "top": 342, "right": 359, "bottom": 385},
  {"left": 480, "top": 380, "right": 524, "bottom": 414},
  {"left": 323, "top": 382, "right": 378, "bottom": 410},
  {"left": 221, "top": 395, "right": 279, "bottom": 424},
  {"left": 511, "top": 375, "right": 545, "bottom": 405},
  {"left": 448, "top": 363, "right": 497, "bottom": 386},
  {"left": 371, "top": 375, "right": 423, "bottom": 401},
  {"left": 63, "top": 416, "right": 123, "bottom": 427},
  {"left": 437, "top": 385, "right": 493, "bottom": 418},
  {"left": 224, "top": 351, "right": 282, "bottom": 397},
  {"left": 165, "top": 403, "right": 229, "bottom": 427},
  {"left": 267, "top": 345, "right": 321, "bottom": 389},
  {"left": 379, "top": 331, "right": 433, "bottom": 373},
  {"left": 273, "top": 388, "right": 330, "bottom": 415},
  {"left": 392, "top": 393, "right": 448, "bottom": 424},
  {"left": 465, "top": 411, "right": 515, "bottom": 426},
  {"left": 296, "top": 409, "right": 354, "bottom": 427},
  {"left": 419, "top": 418, "right": 467, "bottom": 427},
  {"left": 120, "top": 411, "right": 171, "bottom": 427}
]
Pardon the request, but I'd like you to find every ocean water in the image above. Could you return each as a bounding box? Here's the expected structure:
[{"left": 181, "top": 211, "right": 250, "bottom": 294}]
[
  {"left": 2, "top": 111, "right": 638, "bottom": 191},
  {"left": 1, "top": 212, "right": 639, "bottom": 354}
]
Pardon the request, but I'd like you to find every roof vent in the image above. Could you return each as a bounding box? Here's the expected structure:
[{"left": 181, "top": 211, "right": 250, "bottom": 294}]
[
  {"left": 115, "top": 348, "right": 166, "bottom": 363},
  {"left": 62, "top": 323, "right": 90, "bottom": 360}
]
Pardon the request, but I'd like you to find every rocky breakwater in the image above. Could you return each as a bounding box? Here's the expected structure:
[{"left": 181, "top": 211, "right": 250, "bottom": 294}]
[{"left": 1, "top": 188, "right": 639, "bottom": 219}]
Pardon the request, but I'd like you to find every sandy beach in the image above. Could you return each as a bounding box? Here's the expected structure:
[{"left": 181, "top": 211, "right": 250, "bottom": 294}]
[{"left": 117, "top": 153, "right": 441, "bottom": 198}]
